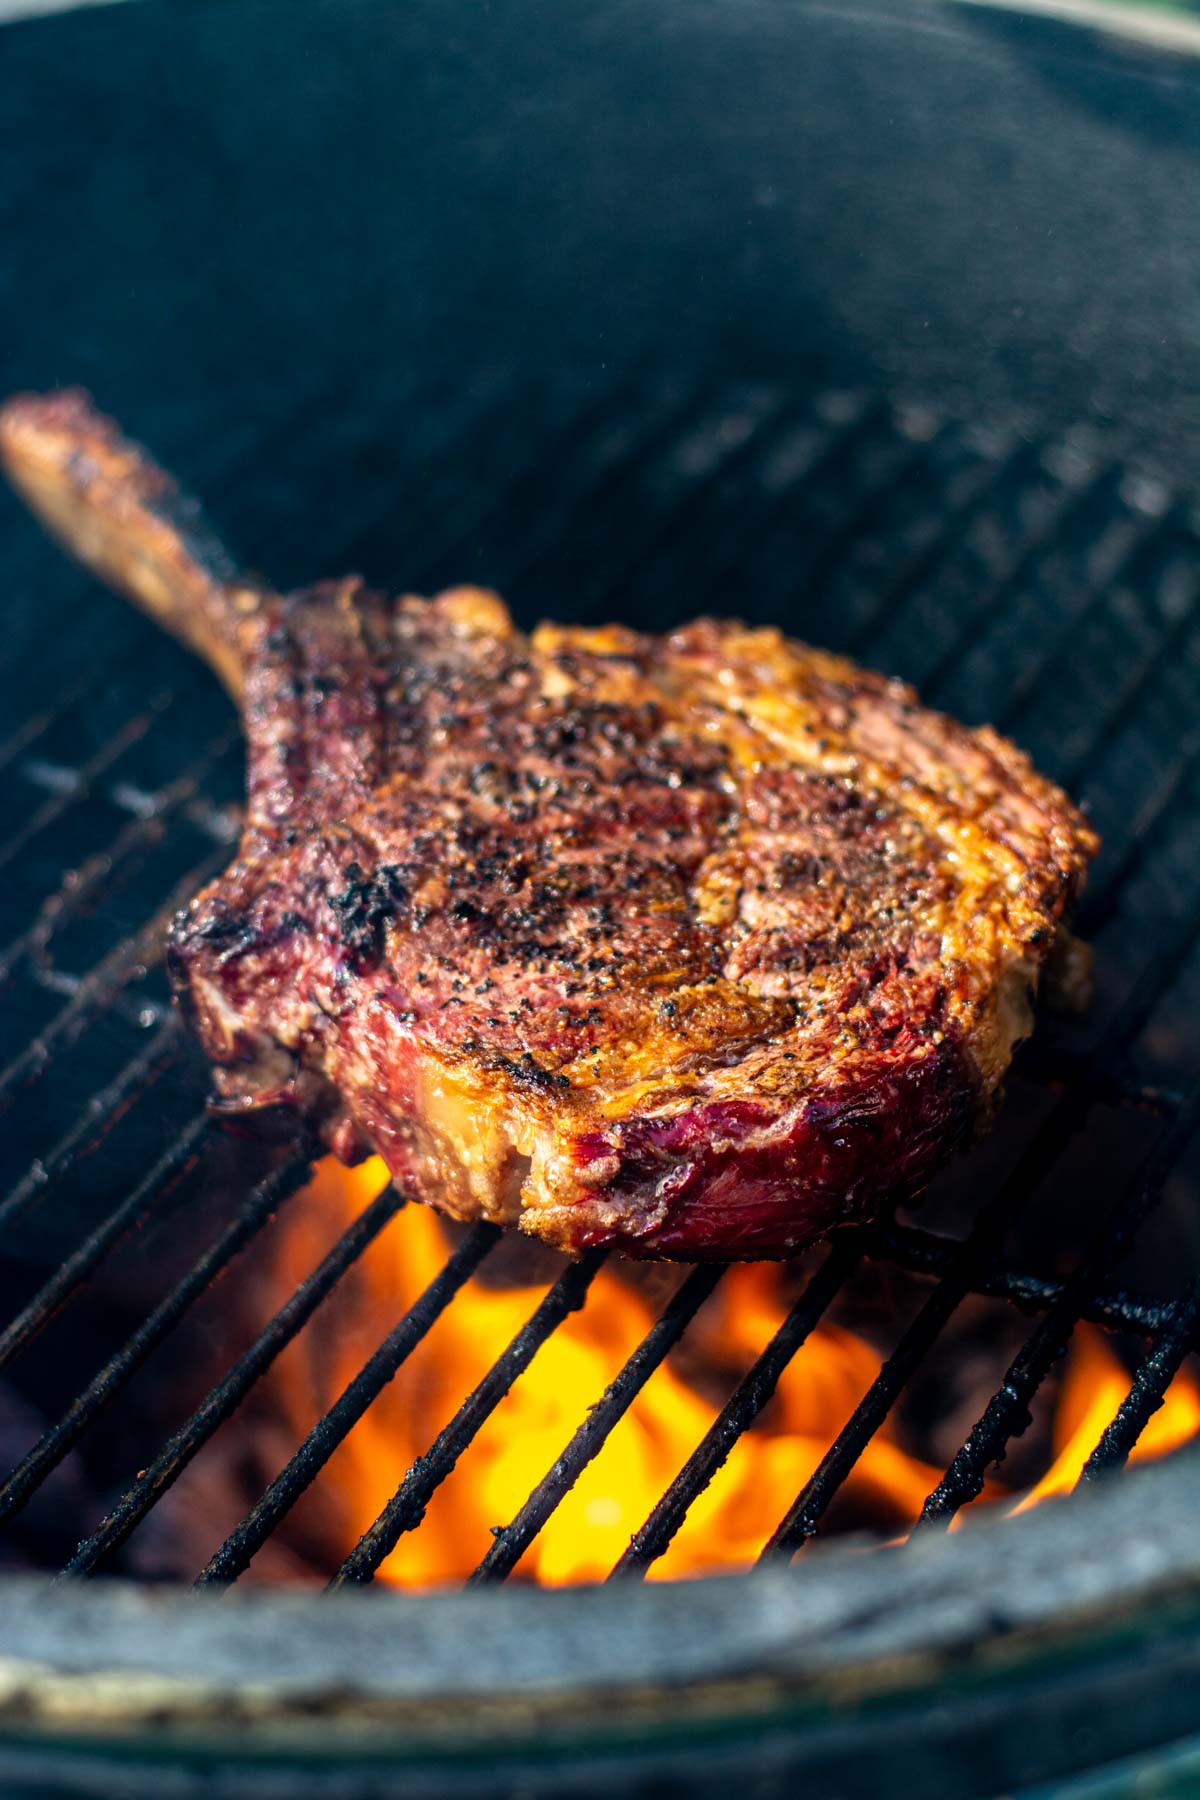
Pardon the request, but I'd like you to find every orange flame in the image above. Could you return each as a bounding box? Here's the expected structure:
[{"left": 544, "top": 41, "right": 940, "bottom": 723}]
[
  {"left": 1011, "top": 1323, "right": 1200, "bottom": 1513},
  {"left": 263, "top": 1159, "right": 1200, "bottom": 1587}
]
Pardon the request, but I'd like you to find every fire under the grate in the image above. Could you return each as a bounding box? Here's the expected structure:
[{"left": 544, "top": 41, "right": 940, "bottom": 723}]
[{"left": 193, "top": 1152, "right": 1196, "bottom": 1592}]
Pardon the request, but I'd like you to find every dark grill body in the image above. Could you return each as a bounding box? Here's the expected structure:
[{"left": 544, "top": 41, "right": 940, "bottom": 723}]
[{"left": 0, "top": 1, "right": 1199, "bottom": 1795}]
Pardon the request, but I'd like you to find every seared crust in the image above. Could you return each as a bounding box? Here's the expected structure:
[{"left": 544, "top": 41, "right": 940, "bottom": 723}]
[
  {"left": 1, "top": 392, "right": 1098, "bottom": 1261},
  {"left": 175, "top": 590, "right": 1095, "bottom": 1259}
]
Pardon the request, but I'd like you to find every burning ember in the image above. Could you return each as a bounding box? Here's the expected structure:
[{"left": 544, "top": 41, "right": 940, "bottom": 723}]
[{"left": 261, "top": 1159, "right": 1200, "bottom": 1588}]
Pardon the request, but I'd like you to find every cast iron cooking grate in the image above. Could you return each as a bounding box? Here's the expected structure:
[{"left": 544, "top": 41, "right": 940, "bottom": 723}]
[{"left": 0, "top": 368, "right": 1198, "bottom": 1588}]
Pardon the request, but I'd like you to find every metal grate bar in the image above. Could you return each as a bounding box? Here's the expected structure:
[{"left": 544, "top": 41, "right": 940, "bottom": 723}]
[
  {"left": 288, "top": 370, "right": 520, "bottom": 585},
  {"left": 1078, "top": 1279, "right": 1200, "bottom": 1484},
  {"left": 0, "top": 724, "right": 239, "bottom": 984},
  {"left": 61, "top": 1174, "right": 399, "bottom": 1576},
  {"left": 781, "top": 422, "right": 945, "bottom": 617},
  {"left": 673, "top": 394, "right": 909, "bottom": 620},
  {"left": 0, "top": 1013, "right": 185, "bottom": 1231},
  {"left": 681, "top": 404, "right": 920, "bottom": 633},
  {"left": 407, "top": 365, "right": 660, "bottom": 589},
  {"left": 917, "top": 1077, "right": 1200, "bottom": 1527},
  {"left": 529, "top": 380, "right": 790, "bottom": 611},
  {"left": 989, "top": 505, "right": 1184, "bottom": 741},
  {"left": 330, "top": 1249, "right": 606, "bottom": 1587},
  {"left": 578, "top": 389, "right": 796, "bottom": 613},
  {"left": 195, "top": 1219, "right": 503, "bottom": 1588},
  {"left": 1075, "top": 730, "right": 1200, "bottom": 938},
  {"left": 840, "top": 447, "right": 1195, "bottom": 914},
  {"left": 0, "top": 668, "right": 98, "bottom": 780},
  {"left": 489, "top": 377, "right": 704, "bottom": 595},
  {"left": 0, "top": 839, "right": 227, "bottom": 1106},
  {"left": 1057, "top": 570, "right": 1200, "bottom": 795},
  {"left": 324, "top": 370, "right": 546, "bottom": 584},
  {"left": 758, "top": 1274, "right": 975, "bottom": 1559},
  {"left": 873, "top": 1221, "right": 1184, "bottom": 1337},
  {"left": 610, "top": 1241, "right": 861, "bottom": 1579},
  {"left": 0, "top": 1115, "right": 211, "bottom": 1376},
  {"left": 469, "top": 1264, "right": 722, "bottom": 1586},
  {"left": 473, "top": 381, "right": 720, "bottom": 603},
  {"left": 0, "top": 1150, "right": 314, "bottom": 1530},
  {"left": 1086, "top": 860, "right": 1200, "bottom": 1057},
  {"left": 845, "top": 435, "right": 1042, "bottom": 657},
  {"left": 976, "top": 583, "right": 1200, "bottom": 921},
  {"left": 628, "top": 393, "right": 946, "bottom": 652},
  {"left": 739, "top": 394, "right": 892, "bottom": 535},
  {"left": 919, "top": 462, "right": 1123, "bottom": 702},
  {"left": 0, "top": 637, "right": 168, "bottom": 799},
  {"left": 0, "top": 691, "right": 176, "bottom": 877}
]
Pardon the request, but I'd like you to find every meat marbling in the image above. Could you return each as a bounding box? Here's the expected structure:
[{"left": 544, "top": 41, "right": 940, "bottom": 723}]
[{"left": 0, "top": 391, "right": 1097, "bottom": 1260}]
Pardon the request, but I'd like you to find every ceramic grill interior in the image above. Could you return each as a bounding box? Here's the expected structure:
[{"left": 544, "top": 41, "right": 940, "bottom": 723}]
[{"left": 2, "top": 2, "right": 1200, "bottom": 1795}]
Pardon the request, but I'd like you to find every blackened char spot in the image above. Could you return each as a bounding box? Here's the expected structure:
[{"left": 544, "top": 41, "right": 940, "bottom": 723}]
[
  {"left": 192, "top": 911, "right": 252, "bottom": 944},
  {"left": 188, "top": 909, "right": 260, "bottom": 965},
  {"left": 329, "top": 861, "right": 409, "bottom": 967},
  {"left": 494, "top": 1051, "right": 571, "bottom": 1093}
]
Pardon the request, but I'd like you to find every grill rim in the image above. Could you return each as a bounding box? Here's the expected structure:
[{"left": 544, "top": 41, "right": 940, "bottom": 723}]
[{"left": 0, "top": 1445, "right": 1198, "bottom": 1757}]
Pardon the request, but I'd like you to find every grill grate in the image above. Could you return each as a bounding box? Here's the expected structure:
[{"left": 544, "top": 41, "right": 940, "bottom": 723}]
[{"left": 0, "top": 371, "right": 1198, "bottom": 1589}]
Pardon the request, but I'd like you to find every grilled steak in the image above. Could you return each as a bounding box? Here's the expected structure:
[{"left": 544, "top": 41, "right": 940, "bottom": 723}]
[{"left": 0, "top": 392, "right": 1097, "bottom": 1260}]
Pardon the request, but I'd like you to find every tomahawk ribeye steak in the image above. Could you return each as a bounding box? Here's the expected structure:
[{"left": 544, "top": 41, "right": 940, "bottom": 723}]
[{"left": 0, "top": 392, "right": 1097, "bottom": 1259}]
